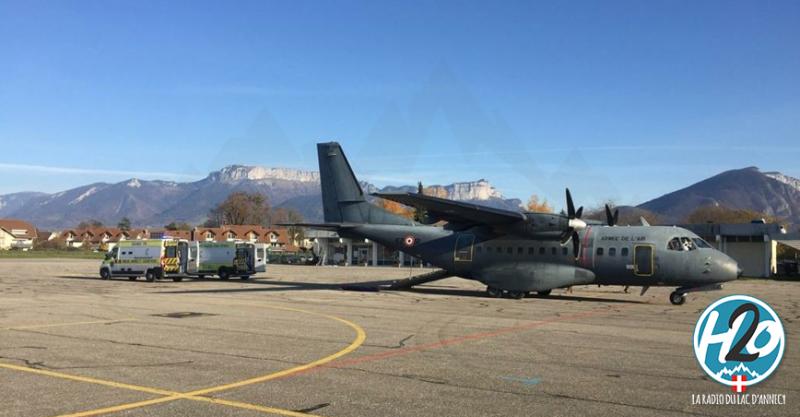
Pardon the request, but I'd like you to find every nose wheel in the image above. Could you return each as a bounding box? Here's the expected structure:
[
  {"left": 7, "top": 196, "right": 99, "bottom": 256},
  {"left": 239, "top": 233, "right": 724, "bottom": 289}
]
[{"left": 669, "top": 291, "right": 686, "bottom": 305}]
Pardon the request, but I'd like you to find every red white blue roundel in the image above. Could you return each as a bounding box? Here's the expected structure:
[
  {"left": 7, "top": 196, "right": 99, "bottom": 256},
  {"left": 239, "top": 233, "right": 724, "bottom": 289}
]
[
  {"left": 693, "top": 295, "right": 784, "bottom": 392},
  {"left": 403, "top": 235, "right": 416, "bottom": 247}
]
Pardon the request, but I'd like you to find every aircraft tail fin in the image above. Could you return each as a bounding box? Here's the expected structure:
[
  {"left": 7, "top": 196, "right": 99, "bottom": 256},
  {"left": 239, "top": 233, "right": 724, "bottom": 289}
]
[{"left": 317, "top": 142, "right": 413, "bottom": 226}]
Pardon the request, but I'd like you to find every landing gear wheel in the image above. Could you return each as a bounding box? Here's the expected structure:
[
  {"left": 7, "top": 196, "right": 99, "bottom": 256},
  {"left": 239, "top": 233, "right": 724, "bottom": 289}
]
[
  {"left": 145, "top": 270, "right": 156, "bottom": 282},
  {"left": 172, "top": 276, "right": 183, "bottom": 282},
  {"left": 198, "top": 275, "right": 206, "bottom": 279},
  {"left": 100, "top": 269, "right": 111, "bottom": 280},
  {"left": 669, "top": 291, "right": 686, "bottom": 305},
  {"left": 218, "top": 268, "right": 230, "bottom": 280},
  {"left": 486, "top": 287, "right": 503, "bottom": 298},
  {"left": 128, "top": 276, "right": 137, "bottom": 281},
  {"left": 240, "top": 275, "right": 250, "bottom": 280},
  {"left": 507, "top": 290, "right": 526, "bottom": 300},
  {"left": 537, "top": 289, "right": 552, "bottom": 296}
]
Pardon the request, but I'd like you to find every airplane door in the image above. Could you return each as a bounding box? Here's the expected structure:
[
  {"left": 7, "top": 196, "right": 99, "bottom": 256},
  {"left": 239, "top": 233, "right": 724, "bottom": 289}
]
[
  {"left": 454, "top": 234, "right": 474, "bottom": 262},
  {"left": 634, "top": 244, "right": 654, "bottom": 276}
]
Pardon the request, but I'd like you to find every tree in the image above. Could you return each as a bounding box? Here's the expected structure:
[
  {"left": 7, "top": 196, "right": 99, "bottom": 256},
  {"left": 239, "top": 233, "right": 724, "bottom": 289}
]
[
  {"left": 269, "top": 208, "right": 305, "bottom": 245},
  {"left": 413, "top": 181, "right": 428, "bottom": 223},
  {"left": 77, "top": 219, "right": 103, "bottom": 229},
  {"left": 117, "top": 217, "right": 131, "bottom": 231},
  {"left": 377, "top": 198, "right": 414, "bottom": 219},
  {"left": 526, "top": 194, "right": 553, "bottom": 213},
  {"left": 684, "top": 205, "right": 782, "bottom": 224},
  {"left": 207, "top": 192, "right": 270, "bottom": 226},
  {"left": 164, "top": 222, "right": 192, "bottom": 231}
]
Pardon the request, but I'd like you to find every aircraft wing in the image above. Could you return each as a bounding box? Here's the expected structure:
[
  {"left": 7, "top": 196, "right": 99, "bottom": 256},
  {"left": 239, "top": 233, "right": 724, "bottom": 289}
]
[{"left": 372, "top": 192, "right": 525, "bottom": 225}]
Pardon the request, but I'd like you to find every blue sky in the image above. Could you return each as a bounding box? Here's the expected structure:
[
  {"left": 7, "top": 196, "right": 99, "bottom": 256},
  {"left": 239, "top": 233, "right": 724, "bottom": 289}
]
[{"left": 1, "top": 0, "right": 798, "bottom": 209}]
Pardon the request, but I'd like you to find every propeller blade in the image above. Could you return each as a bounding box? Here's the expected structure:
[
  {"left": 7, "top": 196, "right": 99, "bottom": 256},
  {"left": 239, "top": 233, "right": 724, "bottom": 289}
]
[
  {"left": 565, "top": 188, "right": 575, "bottom": 218},
  {"left": 605, "top": 204, "right": 614, "bottom": 226},
  {"left": 572, "top": 231, "right": 580, "bottom": 259},
  {"left": 575, "top": 206, "right": 583, "bottom": 219},
  {"left": 613, "top": 209, "right": 619, "bottom": 225},
  {"left": 560, "top": 231, "right": 571, "bottom": 245}
]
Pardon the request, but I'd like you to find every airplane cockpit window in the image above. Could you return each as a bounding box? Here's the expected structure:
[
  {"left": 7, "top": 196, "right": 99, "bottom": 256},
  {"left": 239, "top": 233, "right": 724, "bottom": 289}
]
[
  {"left": 669, "top": 237, "right": 698, "bottom": 251},
  {"left": 692, "top": 238, "right": 712, "bottom": 248}
]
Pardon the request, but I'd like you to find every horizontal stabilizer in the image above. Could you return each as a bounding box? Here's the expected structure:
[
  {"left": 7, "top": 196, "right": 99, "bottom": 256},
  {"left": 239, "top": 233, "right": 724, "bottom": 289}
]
[{"left": 275, "top": 222, "right": 357, "bottom": 231}]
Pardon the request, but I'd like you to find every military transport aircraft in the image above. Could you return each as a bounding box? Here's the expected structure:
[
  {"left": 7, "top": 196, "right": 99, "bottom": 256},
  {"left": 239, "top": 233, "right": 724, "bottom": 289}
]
[{"left": 292, "top": 142, "right": 741, "bottom": 305}]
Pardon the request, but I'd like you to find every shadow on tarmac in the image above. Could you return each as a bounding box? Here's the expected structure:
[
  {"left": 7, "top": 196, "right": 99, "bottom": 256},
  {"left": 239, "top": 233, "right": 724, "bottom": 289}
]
[{"left": 56, "top": 275, "right": 645, "bottom": 303}]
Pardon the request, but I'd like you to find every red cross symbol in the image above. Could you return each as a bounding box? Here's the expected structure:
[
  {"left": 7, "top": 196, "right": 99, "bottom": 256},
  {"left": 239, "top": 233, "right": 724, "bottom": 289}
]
[{"left": 731, "top": 374, "right": 747, "bottom": 393}]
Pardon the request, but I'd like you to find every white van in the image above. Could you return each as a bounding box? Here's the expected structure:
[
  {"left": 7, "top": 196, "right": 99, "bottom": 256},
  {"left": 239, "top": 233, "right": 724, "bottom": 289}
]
[
  {"left": 186, "top": 241, "right": 259, "bottom": 280},
  {"left": 100, "top": 239, "right": 189, "bottom": 282}
]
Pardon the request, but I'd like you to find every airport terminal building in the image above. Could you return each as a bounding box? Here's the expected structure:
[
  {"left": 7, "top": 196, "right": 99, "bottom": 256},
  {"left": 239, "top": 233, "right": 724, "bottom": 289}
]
[
  {"left": 306, "top": 229, "right": 424, "bottom": 267},
  {"left": 682, "top": 222, "right": 799, "bottom": 278}
]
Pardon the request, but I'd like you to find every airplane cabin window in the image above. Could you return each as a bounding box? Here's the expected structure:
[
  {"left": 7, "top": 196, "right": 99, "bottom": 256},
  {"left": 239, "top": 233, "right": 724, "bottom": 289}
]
[
  {"left": 562, "top": 247, "right": 568, "bottom": 256},
  {"left": 551, "top": 247, "right": 557, "bottom": 255},
  {"left": 667, "top": 238, "right": 682, "bottom": 251},
  {"left": 596, "top": 247, "right": 604, "bottom": 256},
  {"left": 621, "top": 247, "right": 629, "bottom": 256},
  {"left": 507, "top": 247, "right": 513, "bottom": 254},
  {"left": 609, "top": 247, "right": 616, "bottom": 256},
  {"left": 539, "top": 247, "right": 545, "bottom": 255},
  {"left": 528, "top": 247, "right": 535, "bottom": 255},
  {"left": 517, "top": 247, "right": 524, "bottom": 255}
]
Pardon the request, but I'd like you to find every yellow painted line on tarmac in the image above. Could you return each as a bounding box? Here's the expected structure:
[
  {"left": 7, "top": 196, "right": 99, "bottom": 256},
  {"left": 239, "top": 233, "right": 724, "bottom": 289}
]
[
  {"left": 186, "top": 306, "right": 367, "bottom": 396},
  {"left": 3, "top": 318, "right": 138, "bottom": 331},
  {"left": 0, "top": 362, "right": 175, "bottom": 397},
  {"left": 1, "top": 305, "right": 366, "bottom": 417}
]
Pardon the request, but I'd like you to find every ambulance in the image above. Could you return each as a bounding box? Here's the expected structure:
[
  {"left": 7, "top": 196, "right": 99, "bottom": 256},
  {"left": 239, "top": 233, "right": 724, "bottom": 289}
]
[
  {"left": 186, "top": 241, "right": 264, "bottom": 280},
  {"left": 100, "top": 239, "right": 189, "bottom": 282}
]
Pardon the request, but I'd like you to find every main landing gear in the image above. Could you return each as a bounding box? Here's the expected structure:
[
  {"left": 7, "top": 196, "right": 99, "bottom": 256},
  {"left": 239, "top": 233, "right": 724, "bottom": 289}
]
[{"left": 486, "top": 286, "right": 546, "bottom": 300}]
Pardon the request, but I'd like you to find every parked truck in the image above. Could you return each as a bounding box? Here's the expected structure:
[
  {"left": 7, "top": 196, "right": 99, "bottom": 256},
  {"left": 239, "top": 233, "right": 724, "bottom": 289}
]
[
  {"left": 100, "top": 239, "right": 189, "bottom": 282},
  {"left": 187, "top": 241, "right": 264, "bottom": 280}
]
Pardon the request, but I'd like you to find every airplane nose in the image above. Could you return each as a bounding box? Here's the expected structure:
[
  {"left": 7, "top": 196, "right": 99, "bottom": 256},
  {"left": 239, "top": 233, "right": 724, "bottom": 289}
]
[{"left": 718, "top": 257, "right": 740, "bottom": 282}]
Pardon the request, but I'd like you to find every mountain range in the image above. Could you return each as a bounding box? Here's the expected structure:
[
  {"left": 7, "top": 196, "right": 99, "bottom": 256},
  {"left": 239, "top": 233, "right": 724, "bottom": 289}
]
[
  {"left": 1, "top": 165, "right": 798, "bottom": 229},
  {"left": 0, "top": 166, "right": 522, "bottom": 229}
]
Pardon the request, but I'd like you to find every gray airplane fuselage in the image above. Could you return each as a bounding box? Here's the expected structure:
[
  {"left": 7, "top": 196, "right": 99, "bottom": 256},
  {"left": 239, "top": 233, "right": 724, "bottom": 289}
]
[{"left": 337, "top": 222, "right": 739, "bottom": 293}]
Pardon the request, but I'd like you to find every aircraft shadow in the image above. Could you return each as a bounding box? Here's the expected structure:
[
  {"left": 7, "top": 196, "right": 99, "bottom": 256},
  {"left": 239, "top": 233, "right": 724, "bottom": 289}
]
[
  {"left": 403, "top": 287, "right": 646, "bottom": 304},
  {"left": 55, "top": 275, "right": 645, "bottom": 303}
]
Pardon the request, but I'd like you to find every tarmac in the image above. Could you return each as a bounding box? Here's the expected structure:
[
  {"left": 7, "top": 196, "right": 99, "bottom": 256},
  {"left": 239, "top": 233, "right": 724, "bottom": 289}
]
[{"left": 0, "top": 259, "right": 797, "bottom": 417}]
